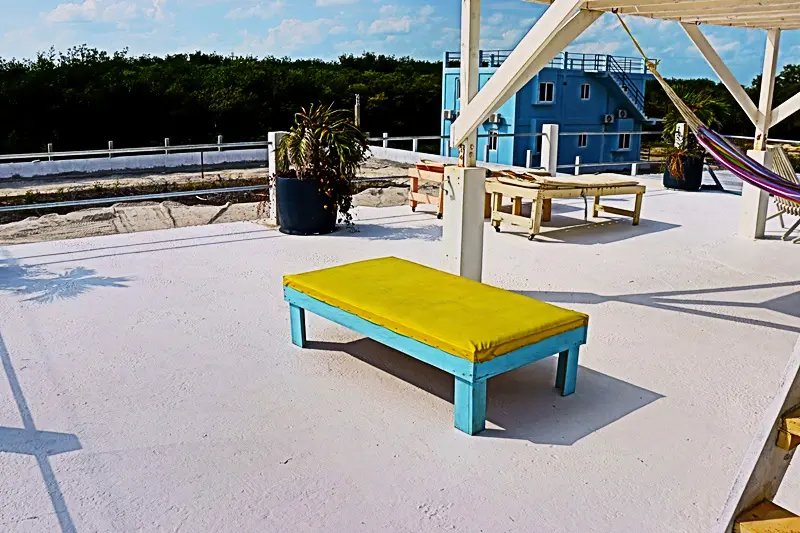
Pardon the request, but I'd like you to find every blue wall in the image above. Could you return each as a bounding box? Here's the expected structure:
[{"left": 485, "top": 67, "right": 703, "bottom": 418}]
[{"left": 441, "top": 55, "right": 653, "bottom": 173}]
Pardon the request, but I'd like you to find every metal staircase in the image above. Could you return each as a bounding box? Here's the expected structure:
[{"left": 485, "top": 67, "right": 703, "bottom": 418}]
[{"left": 605, "top": 56, "right": 647, "bottom": 118}]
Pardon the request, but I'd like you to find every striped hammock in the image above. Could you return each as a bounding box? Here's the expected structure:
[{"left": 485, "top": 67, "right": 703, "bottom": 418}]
[{"left": 616, "top": 13, "right": 800, "bottom": 204}]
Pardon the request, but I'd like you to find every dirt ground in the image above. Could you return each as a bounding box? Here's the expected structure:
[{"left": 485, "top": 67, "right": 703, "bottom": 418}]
[{"left": 0, "top": 159, "right": 433, "bottom": 244}]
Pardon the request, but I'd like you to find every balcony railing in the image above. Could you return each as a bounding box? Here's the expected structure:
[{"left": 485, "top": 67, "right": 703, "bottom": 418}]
[{"left": 444, "top": 51, "right": 651, "bottom": 75}]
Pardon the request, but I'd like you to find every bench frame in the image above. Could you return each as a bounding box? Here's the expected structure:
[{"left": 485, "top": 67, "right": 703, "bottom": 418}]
[{"left": 285, "top": 286, "right": 588, "bottom": 435}]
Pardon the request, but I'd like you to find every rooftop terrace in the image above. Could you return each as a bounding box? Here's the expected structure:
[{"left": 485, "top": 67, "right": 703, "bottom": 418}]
[{"left": 0, "top": 173, "right": 799, "bottom": 532}]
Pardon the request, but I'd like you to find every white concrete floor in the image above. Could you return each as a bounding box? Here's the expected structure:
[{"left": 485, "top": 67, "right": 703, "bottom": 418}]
[{"left": 0, "top": 176, "right": 798, "bottom": 532}]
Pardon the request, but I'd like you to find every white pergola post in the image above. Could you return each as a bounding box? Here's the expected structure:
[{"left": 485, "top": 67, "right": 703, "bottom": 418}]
[
  {"left": 541, "top": 124, "right": 560, "bottom": 176},
  {"left": 458, "top": 0, "right": 481, "bottom": 167},
  {"left": 444, "top": 0, "right": 486, "bottom": 281},
  {"left": 267, "top": 131, "right": 288, "bottom": 226},
  {"left": 740, "top": 29, "right": 781, "bottom": 239}
]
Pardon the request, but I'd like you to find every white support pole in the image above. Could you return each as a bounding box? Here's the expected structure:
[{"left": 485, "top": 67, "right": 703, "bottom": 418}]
[
  {"left": 47, "top": 143, "right": 53, "bottom": 161},
  {"left": 108, "top": 141, "right": 114, "bottom": 158},
  {"left": 165, "top": 138, "right": 170, "bottom": 155},
  {"left": 740, "top": 29, "right": 780, "bottom": 239},
  {"left": 458, "top": 0, "right": 480, "bottom": 166},
  {"left": 382, "top": 132, "right": 389, "bottom": 149},
  {"left": 217, "top": 135, "right": 224, "bottom": 152},
  {"left": 681, "top": 23, "right": 761, "bottom": 128},
  {"left": 574, "top": 156, "right": 581, "bottom": 176},
  {"left": 267, "top": 131, "right": 288, "bottom": 226},
  {"left": 541, "top": 124, "right": 559, "bottom": 177},
  {"left": 412, "top": 138, "right": 419, "bottom": 153},
  {"left": 755, "top": 29, "right": 781, "bottom": 151},
  {"left": 631, "top": 162, "right": 638, "bottom": 177},
  {"left": 442, "top": 166, "right": 487, "bottom": 282},
  {"left": 526, "top": 150, "right": 533, "bottom": 168},
  {"left": 450, "top": 1, "right": 594, "bottom": 146},
  {"left": 675, "top": 122, "right": 687, "bottom": 148}
]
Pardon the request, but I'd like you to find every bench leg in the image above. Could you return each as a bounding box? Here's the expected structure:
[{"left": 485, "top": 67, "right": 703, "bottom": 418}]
[
  {"left": 632, "top": 192, "right": 643, "bottom": 226},
  {"left": 556, "top": 346, "right": 580, "bottom": 396},
  {"left": 289, "top": 304, "right": 307, "bottom": 348},
  {"left": 454, "top": 377, "right": 487, "bottom": 435}
]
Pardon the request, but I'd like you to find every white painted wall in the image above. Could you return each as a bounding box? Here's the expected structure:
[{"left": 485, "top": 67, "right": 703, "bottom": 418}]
[{"left": 0, "top": 149, "right": 268, "bottom": 180}]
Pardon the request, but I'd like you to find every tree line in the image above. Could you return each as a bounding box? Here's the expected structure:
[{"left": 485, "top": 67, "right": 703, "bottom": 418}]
[{"left": 0, "top": 46, "right": 798, "bottom": 155}]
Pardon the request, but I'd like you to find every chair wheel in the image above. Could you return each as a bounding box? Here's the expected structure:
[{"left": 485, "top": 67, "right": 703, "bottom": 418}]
[
  {"left": 528, "top": 234, "right": 535, "bottom": 241},
  {"left": 494, "top": 226, "right": 501, "bottom": 233},
  {"left": 437, "top": 213, "right": 443, "bottom": 220},
  {"left": 411, "top": 207, "right": 416, "bottom": 212}
]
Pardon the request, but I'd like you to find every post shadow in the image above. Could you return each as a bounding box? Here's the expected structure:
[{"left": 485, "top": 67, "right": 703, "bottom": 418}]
[{"left": 0, "top": 330, "right": 81, "bottom": 533}]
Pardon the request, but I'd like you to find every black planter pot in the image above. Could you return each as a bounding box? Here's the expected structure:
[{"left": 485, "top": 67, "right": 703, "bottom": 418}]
[
  {"left": 276, "top": 176, "right": 338, "bottom": 235},
  {"left": 663, "top": 155, "right": 704, "bottom": 191}
]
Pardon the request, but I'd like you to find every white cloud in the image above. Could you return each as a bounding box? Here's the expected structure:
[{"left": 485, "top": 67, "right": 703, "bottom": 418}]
[
  {"left": 378, "top": 4, "right": 396, "bottom": 16},
  {"left": 239, "top": 18, "right": 335, "bottom": 55},
  {"left": 46, "top": 0, "right": 167, "bottom": 24},
  {"left": 315, "top": 0, "right": 357, "bottom": 5},
  {"left": 329, "top": 24, "right": 347, "bottom": 34},
  {"left": 369, "top": 15, "right": 412, "bottom": 34},
  {"left": 225, "top": 1, "right": 285, "bottom": 20},
  {"left": 487, "top": 12, "right": 504, "bottom": 25}
]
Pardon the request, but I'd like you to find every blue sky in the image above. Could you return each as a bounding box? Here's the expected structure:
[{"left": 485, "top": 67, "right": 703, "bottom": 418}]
[{"left": 2, "top": 0, "right": 799, "bottom": 84}]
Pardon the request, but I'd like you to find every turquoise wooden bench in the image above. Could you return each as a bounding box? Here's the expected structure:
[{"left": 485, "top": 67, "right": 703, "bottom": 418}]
[{"left": 283, "top": 257, "right": 589, "bottom": 435}]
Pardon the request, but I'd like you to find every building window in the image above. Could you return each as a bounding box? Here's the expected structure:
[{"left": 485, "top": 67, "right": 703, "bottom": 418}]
[
  {"left": 580, "top": 83, "right": 590, "bottom": 100},
  {"left": 538, "top": 81, "right": 554, "bottom": 103},
  {"left": 488, "top": 130, "right": 499, "bottom": 151},
  {"left": 455, "top": 77, "right": 460, "bottom": 101},
  {"left": 578, "top": 133, "right": 588, "bottom": 148},
  {"left": 618, "top": 133, "right": 631, "bottom": 150}
]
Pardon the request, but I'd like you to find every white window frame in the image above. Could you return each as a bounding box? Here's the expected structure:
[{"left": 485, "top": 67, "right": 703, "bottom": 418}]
[
  {"left": 618, "top": 133, "right": 631, "bottom": 150},
  {"left": 455, "top": 77, "right": 461, "bottom": 102},
  {"left": 578, "top": 133, "right": 588, "bottom": 148},
  {"left": 580, "top": 83, "right": 590, "bottom": 100},
  {"left": 538, "top": 81, "right": 554, "bottom": 103}
]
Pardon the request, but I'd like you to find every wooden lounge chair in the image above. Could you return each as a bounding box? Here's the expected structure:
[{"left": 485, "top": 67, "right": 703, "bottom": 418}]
[
  {"left": 283, "top": 257, "right": 589, "bottom": 435},
  {"left": 486, "top": 172, "right": 646, "bottom": 241},
  {"left": 767, "top": 145, "right": 800, "bottom": 243}
]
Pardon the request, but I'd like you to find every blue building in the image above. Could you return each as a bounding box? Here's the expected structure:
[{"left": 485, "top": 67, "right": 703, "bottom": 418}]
[{"left": 440, "top": 51, "right": 654, "bottom": 171}]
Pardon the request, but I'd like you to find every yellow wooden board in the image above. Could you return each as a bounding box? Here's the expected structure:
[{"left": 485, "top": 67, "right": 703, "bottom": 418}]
[{"left": 736, "top": 501, "right": 800, "bottom": 533}]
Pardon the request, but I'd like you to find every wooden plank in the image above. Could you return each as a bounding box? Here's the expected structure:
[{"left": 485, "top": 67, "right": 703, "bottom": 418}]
[
  {"left": 595, "top": 205, "right": 637, "bottom": 218},
  {"left": 484, "top": 192, "right": 492, "bottom": 219},
  {"left": 593, "top": 195, "right": 601, "bottom": 218},
  {"left": 410, "top": 174, "right": 419, "bottom": 211},
  {"left": 776, "top": 429, "right": 800, "bottom": 451},
  {"left": 408, "top": 168, "right": 445, "bottom": 183},
  {"left": 474, "top": 327, "right": 588, "bottom": 380},
  {"left": 531, "top": 195, "right": 545, "bottom": 237},
  {"left": 493, "top": 212, "right": 533, "bottom": 229},
  {"left": 735, "top": 501, "right": 800, "bottom": 533},
  {"left": 543, "top": 198, "right": 552, "bottom": 222},
  {"left": 633, "top": 192, "right": 644, "bottom": 225},
  {"left": 512, "top": 197, "right": 523, "bottom": 216},
  {"left": 714, "top": 337, "right": 800, "bottom": 533},
  {"left": 409, "top": 191, "right": 440, "bottom": 205}
]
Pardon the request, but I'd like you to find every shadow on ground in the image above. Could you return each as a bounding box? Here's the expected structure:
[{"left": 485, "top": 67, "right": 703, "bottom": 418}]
[
  {"left": 0, "top": 330, "right": 81, "bottom": 533},
  {"left": 518, "top": 279, "right": 800, "bottom": 334},
  {"left": 0, "top": 260, "right": 131, "bottom": 303},
  {"left": 308, "top": 338, "right": 661, "bottom": 445}
]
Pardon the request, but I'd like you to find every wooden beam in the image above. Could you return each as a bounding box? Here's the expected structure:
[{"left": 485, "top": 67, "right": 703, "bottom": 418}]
[
  {"left": 681, "top": 23, "right": 762, "bottom": 128},
  {"left": 770, "top": 90, "right": 800, "bottom": 129},
  {"left": 755, "top": 29, "right": 781, "bottom": 150},
  {"left": 450, "top": 0, "right": 585, "bottom": 147},
  {"left": 459, "top": 0, "right": 481, "bottom": 167}
]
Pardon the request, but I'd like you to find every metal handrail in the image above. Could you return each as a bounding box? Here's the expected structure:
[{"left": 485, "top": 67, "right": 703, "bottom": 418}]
[
  {"left": 0, "top": 141, "right": 271, "bottom": 163},
  {"left": 445, "top": 50, "right": 650, "bottom": 74},
  {"left": 606, "top": 56, "right": 646, "bottom": 112}
]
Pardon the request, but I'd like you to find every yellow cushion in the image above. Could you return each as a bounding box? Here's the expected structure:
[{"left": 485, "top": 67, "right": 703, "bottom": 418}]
[{"left": 283, "top": 257, "right": 588, "bottom": 363}]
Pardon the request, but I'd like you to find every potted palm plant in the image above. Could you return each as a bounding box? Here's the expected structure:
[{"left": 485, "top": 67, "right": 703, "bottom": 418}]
[
  {"left": 662, "top": 89, "right": 730, "bottom": 191},
  {"left": 275, "top": 104, "right": 369, "bottom": 235}
]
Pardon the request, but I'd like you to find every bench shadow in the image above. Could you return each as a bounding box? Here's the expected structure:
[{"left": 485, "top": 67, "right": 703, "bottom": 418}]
[{"left": 307, "top": 338, "right": 662, "bottom": 445}]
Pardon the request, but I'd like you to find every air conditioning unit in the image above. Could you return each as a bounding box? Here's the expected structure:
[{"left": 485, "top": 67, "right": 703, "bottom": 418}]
[
  {"left": 443, "top": 109, "right": 456, "bottom": 121},
  {"left": 603, "top": 114, "right": 615, "bottom": 124},
  {"left": 489, "top": 112, "right": 503, "bottom": 124},
  {"left": 617, "top": 109, "right": 629, "bottom": 119}
]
